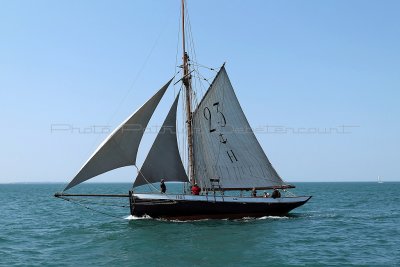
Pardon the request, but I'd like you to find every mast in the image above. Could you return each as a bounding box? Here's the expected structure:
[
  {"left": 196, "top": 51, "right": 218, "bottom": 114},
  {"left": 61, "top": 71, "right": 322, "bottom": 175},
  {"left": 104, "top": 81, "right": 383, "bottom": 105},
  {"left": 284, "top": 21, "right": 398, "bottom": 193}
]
[{"left": 181, "top": 0, "right": 195, "bottom": 185}]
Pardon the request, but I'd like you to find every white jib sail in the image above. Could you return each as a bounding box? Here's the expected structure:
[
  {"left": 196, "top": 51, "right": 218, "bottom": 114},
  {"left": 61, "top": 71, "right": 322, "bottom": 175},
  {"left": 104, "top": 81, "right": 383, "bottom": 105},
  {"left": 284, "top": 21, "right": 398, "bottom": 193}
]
[
  {"left": 192, "top": 66, "right": 286, "bottom": 190},
  {"left": 133, "top": 91, "right": 189, "bottom": 188},
  {"left": 64, "top": 79, "right": 172, "bottom": 191}
]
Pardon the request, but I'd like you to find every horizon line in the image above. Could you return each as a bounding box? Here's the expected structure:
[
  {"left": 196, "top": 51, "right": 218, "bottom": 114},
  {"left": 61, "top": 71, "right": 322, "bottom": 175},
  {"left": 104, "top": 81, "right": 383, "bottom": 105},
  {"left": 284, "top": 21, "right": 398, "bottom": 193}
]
[{"left": 1, "top": 180, "right": 399, "bottom": 185}]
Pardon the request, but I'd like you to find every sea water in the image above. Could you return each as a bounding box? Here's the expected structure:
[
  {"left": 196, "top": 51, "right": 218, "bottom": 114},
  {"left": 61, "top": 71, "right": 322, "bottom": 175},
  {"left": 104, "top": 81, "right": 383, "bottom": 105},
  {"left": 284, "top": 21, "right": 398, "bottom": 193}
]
[{"left": 0, "top": 182, "right": 399, "bottom": 266}]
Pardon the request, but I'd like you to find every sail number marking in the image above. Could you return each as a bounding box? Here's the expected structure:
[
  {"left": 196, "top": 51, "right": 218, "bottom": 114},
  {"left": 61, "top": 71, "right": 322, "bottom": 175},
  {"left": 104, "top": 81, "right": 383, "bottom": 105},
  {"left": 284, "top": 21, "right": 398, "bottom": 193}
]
[
  {"left": 203, "top": 102, "right": 238, "bottom": 163},
  {"left": 203, "top": 107, "right": 215, "bottom": 132},
  {"left": 227, "top": 150, "right": 238, "bottom": 163},
  {"left": 203, "top": 102, "right": 226, "bottom": 133}
]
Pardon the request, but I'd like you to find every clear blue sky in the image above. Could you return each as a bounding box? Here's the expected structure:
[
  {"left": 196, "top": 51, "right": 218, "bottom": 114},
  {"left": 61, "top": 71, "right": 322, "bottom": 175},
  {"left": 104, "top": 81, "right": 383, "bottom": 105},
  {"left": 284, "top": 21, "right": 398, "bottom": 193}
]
[{"left": 1, "top": 0, "right": 399, "bottom": 184}]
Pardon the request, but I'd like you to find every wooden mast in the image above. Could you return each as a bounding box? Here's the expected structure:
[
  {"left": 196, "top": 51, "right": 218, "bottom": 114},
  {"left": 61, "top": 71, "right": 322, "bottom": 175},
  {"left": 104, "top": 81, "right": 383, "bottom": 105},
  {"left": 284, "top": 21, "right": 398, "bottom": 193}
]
[{"left": 181, "top": 0, "right": 195, "bottom": 185}]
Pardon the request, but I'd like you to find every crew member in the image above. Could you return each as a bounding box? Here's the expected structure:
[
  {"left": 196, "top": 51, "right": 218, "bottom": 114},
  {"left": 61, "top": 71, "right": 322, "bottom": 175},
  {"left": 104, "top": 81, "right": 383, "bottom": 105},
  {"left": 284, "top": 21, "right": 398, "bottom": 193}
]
[
  {"left": 251, "top": 187, "right": 257, "bottom": 197},
  {"left": 191, "top": 183, "right": 201, "bottom": 195},
  {"left": 160, "top": 179, "right": 166, "bottom": 193},
  {"left": 272, "top": 188, "right": 281, "bottom": 199}
]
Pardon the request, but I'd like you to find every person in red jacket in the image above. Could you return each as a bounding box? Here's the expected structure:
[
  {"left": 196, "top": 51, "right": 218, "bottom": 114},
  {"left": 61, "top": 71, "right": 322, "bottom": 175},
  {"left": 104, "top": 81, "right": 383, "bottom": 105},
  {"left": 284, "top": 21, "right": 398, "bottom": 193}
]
[{"left": 191, "top": 183, "right": 201, "bottom": 195}]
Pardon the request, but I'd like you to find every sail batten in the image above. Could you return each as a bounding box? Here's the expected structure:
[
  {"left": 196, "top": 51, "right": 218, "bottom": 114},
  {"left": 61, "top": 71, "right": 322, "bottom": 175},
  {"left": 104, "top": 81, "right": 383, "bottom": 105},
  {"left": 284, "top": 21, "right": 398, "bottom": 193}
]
[
  {"left": 133, "top": 91, "right": 189, "bottom": 188},
  {"left": 192, "top": 66, "right": 286, "bottom": 190},
  {"left": 63, "top": 79, "right": 172, "bottom": 191}
]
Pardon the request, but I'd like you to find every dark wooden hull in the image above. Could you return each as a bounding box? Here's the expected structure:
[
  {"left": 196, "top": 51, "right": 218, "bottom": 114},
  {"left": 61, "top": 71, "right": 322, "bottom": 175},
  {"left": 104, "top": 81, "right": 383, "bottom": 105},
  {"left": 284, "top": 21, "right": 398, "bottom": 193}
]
[{"left": 130, "top": 195, "right": 311, "bottom": 220}]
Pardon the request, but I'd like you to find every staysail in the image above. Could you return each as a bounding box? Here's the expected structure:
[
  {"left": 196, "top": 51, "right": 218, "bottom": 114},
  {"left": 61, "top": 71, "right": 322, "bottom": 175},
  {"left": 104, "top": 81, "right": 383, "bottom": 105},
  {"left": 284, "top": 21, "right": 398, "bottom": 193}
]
[
  {"left": 64, "top": 79, "right": 172, "bottom": 191},
  {"left": 192, "top": 66, "right": 287, "bottom": 190},
  {"left": 133, "top": 92, "right": 189, "bottom": 187}
]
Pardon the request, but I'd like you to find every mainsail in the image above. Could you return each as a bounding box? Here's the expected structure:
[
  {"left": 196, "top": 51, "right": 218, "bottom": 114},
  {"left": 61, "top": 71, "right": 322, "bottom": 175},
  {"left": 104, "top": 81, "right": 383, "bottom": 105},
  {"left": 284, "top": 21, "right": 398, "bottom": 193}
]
[
  {"left": 133, "top": 92, "right": 189, "bottom": 187},
  {"left": 192, "top": 66, "right": 287, "bottom": 190},
  {"left": 64, "top": 80, "right": 172, "bottom": 191}
]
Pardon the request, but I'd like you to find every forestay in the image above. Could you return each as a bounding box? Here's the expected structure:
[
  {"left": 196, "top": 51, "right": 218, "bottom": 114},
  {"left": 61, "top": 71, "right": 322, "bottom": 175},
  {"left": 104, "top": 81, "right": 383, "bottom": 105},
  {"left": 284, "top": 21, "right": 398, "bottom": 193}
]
[
  {"left": 64, "top": 80, "right": 172, "bottom": 191},
  {"left": 133, "top": 92, "right": 189, "bottom": 188},
  {"left": 192, "top": 66, "right": 287, "bottom": 190}
]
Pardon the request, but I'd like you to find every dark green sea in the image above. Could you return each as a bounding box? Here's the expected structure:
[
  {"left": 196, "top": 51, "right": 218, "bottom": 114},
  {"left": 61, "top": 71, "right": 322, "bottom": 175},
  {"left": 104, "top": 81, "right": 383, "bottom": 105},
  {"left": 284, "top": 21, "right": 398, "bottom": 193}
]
[{"left": 1, "top": 182, "right": 399, "bottom": 266}]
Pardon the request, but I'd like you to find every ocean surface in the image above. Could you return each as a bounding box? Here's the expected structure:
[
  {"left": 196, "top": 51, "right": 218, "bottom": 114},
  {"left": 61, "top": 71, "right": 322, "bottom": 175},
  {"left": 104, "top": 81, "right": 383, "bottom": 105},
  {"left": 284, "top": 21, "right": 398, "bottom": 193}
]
[{"left": 0, "top": 182, "right": 399, "bottom": 266}]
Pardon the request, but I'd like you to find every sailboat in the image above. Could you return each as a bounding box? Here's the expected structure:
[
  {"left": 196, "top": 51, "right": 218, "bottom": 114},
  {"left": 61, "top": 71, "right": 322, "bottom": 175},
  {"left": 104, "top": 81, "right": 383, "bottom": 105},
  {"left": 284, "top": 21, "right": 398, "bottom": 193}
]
[
  {"left": 377, "top": 176, "right": 383, "bottom": 184},
  {"left": 55, "top": 1, "right": 311, "bottom": 220}
]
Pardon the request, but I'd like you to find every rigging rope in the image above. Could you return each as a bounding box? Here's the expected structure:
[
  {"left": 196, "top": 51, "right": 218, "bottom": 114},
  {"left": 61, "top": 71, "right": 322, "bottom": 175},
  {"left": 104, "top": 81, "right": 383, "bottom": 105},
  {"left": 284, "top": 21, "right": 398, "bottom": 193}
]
[
  {"left": 58, "top": 196, "right": 127, "bottom": 220},
  {"left": 133, "top": 165, "right": 160, "bottom": 192},
  {"left": 60, "top": 197, "right": 129, "bottom": 208}
]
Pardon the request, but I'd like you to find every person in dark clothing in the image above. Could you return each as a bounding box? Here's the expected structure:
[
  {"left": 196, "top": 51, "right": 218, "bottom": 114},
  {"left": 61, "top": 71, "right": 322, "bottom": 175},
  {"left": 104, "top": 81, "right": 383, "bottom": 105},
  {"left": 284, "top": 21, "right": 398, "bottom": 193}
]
[
  {"left": 160, "top": 179, "right": 166, "bottom": 193},
  {"left": 191, "top": 183, "right": 201, "bottom": 195},
  {"left": 251, "top": 187, "right": 257, "bottom": 197},
  {"left": 272, "top": 188, "right": 281, "bottom": 199}
]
